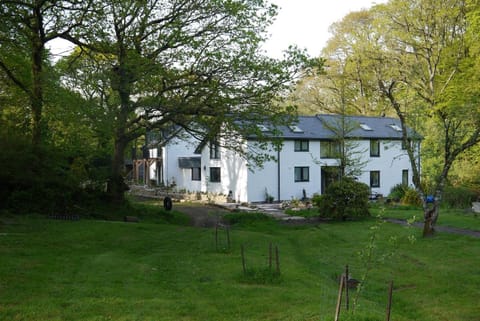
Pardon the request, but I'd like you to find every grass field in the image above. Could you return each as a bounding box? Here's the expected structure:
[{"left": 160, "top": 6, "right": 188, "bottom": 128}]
[{"left": 1, "top": 203, "right": 479, "bottom": 321}]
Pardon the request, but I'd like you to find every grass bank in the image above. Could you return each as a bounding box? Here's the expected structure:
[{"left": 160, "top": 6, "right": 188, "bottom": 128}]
[{"left": 1, "top": 204, "right": 479, "bottom": 320}]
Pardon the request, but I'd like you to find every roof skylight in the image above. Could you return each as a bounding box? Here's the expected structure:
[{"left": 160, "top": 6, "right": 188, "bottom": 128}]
[
  {"left": 257, "top": 124, "right": 269, "bottom": 132},
  {"left": 359, "top": 123, "right": 373, "bottom": 131},
  {"left": 389, "top": 124, "right": 402, "bottom": 132},
  {"left": 289, "top": 125, "right": 304, "bottom": 133}
]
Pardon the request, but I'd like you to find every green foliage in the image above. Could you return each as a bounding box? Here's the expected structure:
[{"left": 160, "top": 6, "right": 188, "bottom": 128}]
[
  {"left": 314, "top": 177, "right": 370, "bottom": 220},
  {"left": 389, "top": 183, "right": 408, "bottom": 202},
  {"left": 401, "top": 188, "right": 422, "bottom": 207},
  {"left": 442, "top": 185, "right": 478, "bottom": 209}
]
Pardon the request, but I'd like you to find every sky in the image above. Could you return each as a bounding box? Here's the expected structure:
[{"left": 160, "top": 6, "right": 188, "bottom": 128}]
[
  {"left": 262, "top": 0, "right": 386, "bottom": 58},
  {"left": 48, "top": 0, "right": 386, "bottom": 60}
]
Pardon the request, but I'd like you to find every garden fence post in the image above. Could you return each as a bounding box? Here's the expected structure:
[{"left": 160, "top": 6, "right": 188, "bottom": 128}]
[
  {"left": 335, "top": 273, "right": 345, "bottom": 321},
  {"left": 386, "top": 280, "right": 394, "bottom": 321},
  {"left": 241, "top": 244, "right": 246, "bottom": 274},
  {"left": 275, "top": 245, "right": 280, "bottom": 275},
  {"left": 345, "top": 265, "right": 349, "bottom": 311}
]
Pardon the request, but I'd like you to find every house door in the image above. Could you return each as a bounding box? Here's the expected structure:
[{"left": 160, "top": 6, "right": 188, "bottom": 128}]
[{"left": 321, "top": 166, "right": 340, "bottom": 194}]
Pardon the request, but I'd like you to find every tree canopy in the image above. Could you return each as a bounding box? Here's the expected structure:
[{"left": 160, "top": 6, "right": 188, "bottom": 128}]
[
  {"left": 0, "top": 0, "right": 317, "bottom": 207},
  {"left": 292, "top": 0, "right": 480, "bottom": 236}
]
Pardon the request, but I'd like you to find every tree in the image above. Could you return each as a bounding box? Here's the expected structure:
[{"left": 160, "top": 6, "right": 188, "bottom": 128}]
[
  {"left": 290, "top": 10, "right": 390, "bottom": 117},
  {"left": 60, "top": 0, "right": 316, "bottom": 202},
  {"left": 373, "top": 0, "right": 480, "bottom": 236},
  {"left": 320, "top": 0, "right": 480, "bottom": 236},
  {"left": 0, "top": 0, "right": 93, "bottom": 148}
]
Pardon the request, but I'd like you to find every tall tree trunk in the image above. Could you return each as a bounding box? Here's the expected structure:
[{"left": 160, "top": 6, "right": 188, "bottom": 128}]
[
  {"left": 107, "top": 60, "right": 132, "bottom": 203},
  {"left": 30, "top": 8, "right": 44, "bottom": 148},
  {"left": 423, "top": 203, "right": 439, "bottom": 237},
  {"left": 108, "top": 135, "right": 128, "bottom": 203}
]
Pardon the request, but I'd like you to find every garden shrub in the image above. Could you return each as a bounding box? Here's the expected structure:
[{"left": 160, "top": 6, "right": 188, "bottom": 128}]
[
  {"left": 315, "top": 177, "right": 370, "bottom": 220},
  {"left": 401, "top": 187, "right": 422, "bottom": 206},
  {"left": 389, "top": 183, "right": 408, "bottom": 202}
]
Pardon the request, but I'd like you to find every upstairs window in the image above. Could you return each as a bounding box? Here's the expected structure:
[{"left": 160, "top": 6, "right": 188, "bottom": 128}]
[
  {"left": 294, "top": 140, "right": 309, "bottom": 152},
  {"left": 209, "top": 140, "right": 220, "bottom": 159},
  {"left": 370, "top": 140, "right": 380, "bottom": 157},
  {"left": 320, "top": 141, "right": 341, "bottom": 158}
]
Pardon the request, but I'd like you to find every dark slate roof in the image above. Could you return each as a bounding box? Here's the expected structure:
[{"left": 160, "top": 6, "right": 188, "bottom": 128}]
[{"left": 269, "top": 114, "right": 419, "bottom": 140}]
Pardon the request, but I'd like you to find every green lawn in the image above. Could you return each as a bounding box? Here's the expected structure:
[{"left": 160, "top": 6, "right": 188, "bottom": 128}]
[
  {"left": 370, "top": 204, "right": 480, "bottom": 230},
  {"left": 1, "top": 205, "right": 479, "bottom": 321}
]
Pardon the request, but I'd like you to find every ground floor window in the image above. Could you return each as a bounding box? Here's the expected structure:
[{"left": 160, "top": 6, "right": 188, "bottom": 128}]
[
  {"left": 294, "top": 167, "right": 309, "bottom": 182},
  {"left": 209, "top": 167, "right": 221, "bottom": 182},
  {"left": 370, "top": 170, "right": 380, "bottom": 188},
  {"left": 402, "top": 169, "right": 408, "bottom": 186},
  {"left": 192, "top": 167, "right": 201, "bottom": 181}
]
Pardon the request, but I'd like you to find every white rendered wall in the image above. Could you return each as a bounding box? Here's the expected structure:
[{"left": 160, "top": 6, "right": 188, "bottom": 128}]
[
  {"left": 278, "top": 140, "right": 321, "bottom": 201},
  {"left": 354, "top": 140, "right": 412, "bottom": 196},
  {"left": 247, "top": 159, "right": 278, "bottom": 203},
  {"left": 163, "top": 137, "right": 202, "bottom": 191},
  {"left": 164, "top": 134, "right": 416, "bottom": 203},
  {"left": 203, "top": 147, "right": 248, "bottom": 202}
]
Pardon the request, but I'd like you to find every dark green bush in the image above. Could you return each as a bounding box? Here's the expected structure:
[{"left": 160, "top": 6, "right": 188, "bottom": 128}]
[
  {"left": 0, "top": 136, "right": 110, "bottom": 215},
  {"left": 314, "top": 177, "right": 370, "bottom": 220},
  {"left": 442, "top": 185, "right": 478, "bottom": 209}
]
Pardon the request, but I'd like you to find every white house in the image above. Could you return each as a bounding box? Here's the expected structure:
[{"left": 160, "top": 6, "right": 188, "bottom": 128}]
[{"left": 145, "top": 114, "right": 420, "bottom": 203}]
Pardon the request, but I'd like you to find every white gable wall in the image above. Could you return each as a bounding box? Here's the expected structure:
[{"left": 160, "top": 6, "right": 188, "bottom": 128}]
[
  {"left": 246, "top": 142, "right": 278, "bottom": 203},
  {"left": 204, "top": 147, "right": 249, "bottom": 202},
  {"left": 162, "top": 137, "right": 202, "bottom": 191}
]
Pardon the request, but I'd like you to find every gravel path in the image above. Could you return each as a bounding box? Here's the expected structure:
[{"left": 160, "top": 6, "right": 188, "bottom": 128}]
[
  {"left": 385, "top": 218, "right": 480, "bottom": 238},
  {"left": 173, "top": 202, "right": 480, "bottom": 238},
  {"left": 174, "top": 203, "right": 230, "bottom": 227}
]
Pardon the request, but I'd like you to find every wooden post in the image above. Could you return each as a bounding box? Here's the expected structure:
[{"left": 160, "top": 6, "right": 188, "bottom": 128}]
[
  {"left": 335, "top": 273, "right": 345, "bottom": 321},
  {"left": 215, "top": 224, "right": 219, "bottom": 251},
  {"left": 269, "top": 243, "right": 273, "bottom": 271},
  {"left": 345, "top": 265, "right": 349, "bottom": 311},
  {"left": 241, "top": 244, "right": 246, "bottom": 274},
  {"left": 275, "top": 245, "right": 280, "bottom": 274},
  {"left": 226, "top": 225, "right": 230, "bottom": 250},
  {"left": 386, "top": 280, "right": 394, "bottom": 321}
]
